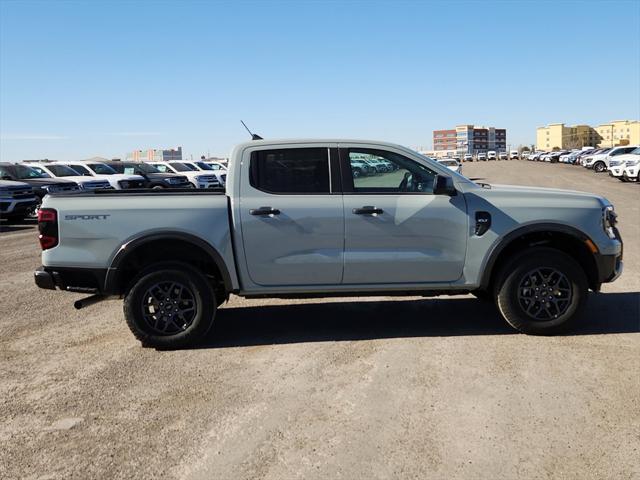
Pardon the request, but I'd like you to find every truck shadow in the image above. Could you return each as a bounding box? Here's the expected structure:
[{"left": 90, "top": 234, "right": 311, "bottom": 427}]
[
  {"left": 0, "top": 218, "right": 37, "bottom": 233},
  {"left": 198, "top": 292, "right": 639, "bottom": 349}
]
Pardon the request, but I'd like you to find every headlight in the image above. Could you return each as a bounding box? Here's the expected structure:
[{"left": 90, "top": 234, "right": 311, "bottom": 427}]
[
  {"left": 603, "top": 205, "right": 618, "bottom": 239},
  {"left": 164, "top": 177, "right": 181, "bottom": 184}
]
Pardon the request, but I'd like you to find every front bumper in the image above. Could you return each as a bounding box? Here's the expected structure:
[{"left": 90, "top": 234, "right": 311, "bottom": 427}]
[
  {"left": 0, "top": 197, "right": 38, "bottom": 216},
  {"left": 595, "top": 227, "right": 623, "bottom": 285}
]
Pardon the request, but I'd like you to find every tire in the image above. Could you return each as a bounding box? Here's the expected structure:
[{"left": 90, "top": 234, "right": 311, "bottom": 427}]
[
  {"left": 353, "top": 168, "right": 361, "bottom": 178},
  {"left": 593, "top": 162, "right": 606, "bottom": 173},
  {"left": 123, "top": 262, "right": 217, "bottom": 348},
  {"left": 151, "top": 185, "right": 166, "bottom": 189},
  {"left": 494, "top": 247, "right": 588, "bottom": 335}
]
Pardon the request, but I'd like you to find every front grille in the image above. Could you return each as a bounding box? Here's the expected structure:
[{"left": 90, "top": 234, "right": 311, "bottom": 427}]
[
  {"left": 198, "top": 175, "right": 219, "bottom": 183},
  {"left": 85, "top": 181, "right": 111, "bottom": 190},
  {"left": 9, "top": 188, "right": 33, "bottom": 198},
  {"left": 50, "top": 184, "right": 81, "bottom": 193}
]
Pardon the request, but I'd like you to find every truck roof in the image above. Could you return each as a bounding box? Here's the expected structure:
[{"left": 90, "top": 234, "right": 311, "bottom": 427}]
[{"left": 233, "top": 138, "right": 410, "bottom": 150}]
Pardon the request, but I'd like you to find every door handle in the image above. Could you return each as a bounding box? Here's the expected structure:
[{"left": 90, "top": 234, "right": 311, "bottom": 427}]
[
  {"left": 352, "top": 206, "right": 384, "bottom": 215},
  {"left": 250, "top": 206, "right": 280, "bottom": 216}
]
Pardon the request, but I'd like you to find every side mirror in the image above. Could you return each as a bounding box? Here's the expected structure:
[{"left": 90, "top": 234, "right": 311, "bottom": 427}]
[{"left": 433, "top": 175, "right": 456, "bottom": 196}]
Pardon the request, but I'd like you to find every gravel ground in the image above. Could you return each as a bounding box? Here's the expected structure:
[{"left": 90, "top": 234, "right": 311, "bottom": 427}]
[{"left": 1, "top": 161, "right": 638, "bottom": 480}]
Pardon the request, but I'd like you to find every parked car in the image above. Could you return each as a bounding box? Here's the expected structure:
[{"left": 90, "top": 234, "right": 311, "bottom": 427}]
[
  {"left": 528, "top": 151, "right": 544, "bottom": 161},
  {"left": 487, "top": 151, "right": 497, "bottom": 160},
  {"left": 585, "top": 146, "right": 637, "bottom": 172},
  {"left": 0, "top": 162, "right": 81, "bottom": 201},
  {"left": 477, "top": 152, "right": 487, "bottom": 161},
  {"left": 171, "top": 160, "right": 227, "bottom": 187},
  {"left": 608, "top": 147, "right": 640, "bottom": 180},
  {"left": 35, "top": 138, "right": 623, "bottom": 348},
  {"left": 548, "top": 151, "right": 568, "bottom": 163},
  {"left": 510, "top": 150, "right": 519, "bottom": 160},
  {"left": 437, "top": 158, "right": 462, "bottom": 174},
  {"left": 147, "top": 161, "right": 221, "bottom": 189},
  {"left": 577, "top": 149, "right": 604, "bottom": 166},
  {"left": 498, "top": 152, "right": 508, "bottom": 160},
  {"left": 362, "top": 158, "right": 391, "bottom": 173},
  {"left": 26, "top": 163, "right": 112, "bottom": 191},
  {"left": 0, "top": 179, "right": 38, "bottom": 221},
  {"left": 57, "top": 161, "right": 146, "bottom": 189},
  {"left": 102, "top": 161, "right": 193, "bottom": 189},
  {"left": 349, "top": 159, "right": 376, "bottom": 177},
  {"left": 463, "top": 154, "right": 473, "bottom": 162}
]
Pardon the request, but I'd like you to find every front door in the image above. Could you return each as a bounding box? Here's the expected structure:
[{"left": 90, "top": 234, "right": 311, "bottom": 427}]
[
  {"left": 340, "top": 146, "right": 468, "bottom": 285},
  {"left": 239, "top": 145, "right": 344, "bottom": 286}
]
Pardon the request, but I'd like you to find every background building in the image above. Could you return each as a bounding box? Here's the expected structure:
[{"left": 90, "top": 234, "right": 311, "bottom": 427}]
[
  {"left": 433, "top": 125, "right": 506, "bottom": 156},
  {"left": 594, "top": 120, "right": 640, "bottom": 148},
  {"left": 127, "top": 146, "right": 182, "bottom": 162},
  {"left": 536, "top": 120, "right": 639, "bottom": 150}
]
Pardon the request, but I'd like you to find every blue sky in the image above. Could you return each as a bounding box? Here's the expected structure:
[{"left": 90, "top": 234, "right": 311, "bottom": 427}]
[{"left": 1, "top": 0, "right": 639, "bottom": 161}]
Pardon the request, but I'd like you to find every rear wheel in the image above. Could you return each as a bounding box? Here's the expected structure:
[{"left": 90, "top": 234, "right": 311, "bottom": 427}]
[
  {"left": 124, "top": 262, "right": 216, "bottom": 348},
  {"left": 494, "top": 248, "right": 588, "bottom": 335}
]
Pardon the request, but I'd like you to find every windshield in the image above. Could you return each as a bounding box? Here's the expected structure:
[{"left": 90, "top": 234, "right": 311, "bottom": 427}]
[
  {"left": 12, "top": 164, "right": 51, "bottom": 179},
  {"left": 169, "top": 162, "right": 195, "bottom": 172},
  {"left": 87, "top": 163, "right": 117, "bottom": 175},
  {"left": 194, "top": 161, "right": 213, "bottom": 170},
  {"left": 47, "top": 165, "right": 81, "bottom": 177}
]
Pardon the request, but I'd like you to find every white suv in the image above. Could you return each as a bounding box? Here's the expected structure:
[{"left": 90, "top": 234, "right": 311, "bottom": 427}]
[
  {"left": 58, "top": 162, "right": 145, "bottom": 189},
  {"left": 27, "top": 163, "right": 112, "bottom": 191},
  {"left": 586, "top": 146, "right": 638, "bottom": 173},
  {"left": 147, "top": 161, "right": 221, "bottom": 189},
  {"left": 487, "top": 151, "right": 497, "bottom": 160},
  {"left": 608, "top": 147, "right": 640, "bottom": 180},
  {"left": 172, "top": 160, "right": 227, "bottom": 187}
]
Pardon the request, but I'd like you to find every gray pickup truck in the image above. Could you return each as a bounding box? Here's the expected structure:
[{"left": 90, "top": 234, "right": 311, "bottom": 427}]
[{"left": 34, "top": 139, "right": 623, "bottom": 348}]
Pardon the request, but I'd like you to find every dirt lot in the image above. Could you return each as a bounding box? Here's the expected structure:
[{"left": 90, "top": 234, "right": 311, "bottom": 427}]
[{"left": 1, "top": 161, "right": 638, "bottom": 480}]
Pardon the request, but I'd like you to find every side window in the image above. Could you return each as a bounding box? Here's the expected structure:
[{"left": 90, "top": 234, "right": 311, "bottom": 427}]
[
  {"left": 250, "top": 148, "right": 330, "bottom": 194},
  {"left": 346, "top": 149, "right": 437, "bottom": 194},
  {"left": 154, "top": 164, "right": 168, "bottom": 173}
]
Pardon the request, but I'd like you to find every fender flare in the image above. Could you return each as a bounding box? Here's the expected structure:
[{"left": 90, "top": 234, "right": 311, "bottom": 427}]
[
  {"left": 104, "top": 231, "right": 233, "bottom": 293},
  {"left": 478, "top": 222, "right": 595, "bottom": 290}
]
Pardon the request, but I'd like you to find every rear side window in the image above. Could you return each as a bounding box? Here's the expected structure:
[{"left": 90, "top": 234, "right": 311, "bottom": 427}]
[{"left": 250, "top": 148, "right": 330, "bottom": 194}]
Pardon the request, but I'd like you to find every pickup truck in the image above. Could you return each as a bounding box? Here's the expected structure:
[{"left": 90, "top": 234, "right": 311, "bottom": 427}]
[{"left": 34, "top": 139, "right": 624, "bottom": 348}]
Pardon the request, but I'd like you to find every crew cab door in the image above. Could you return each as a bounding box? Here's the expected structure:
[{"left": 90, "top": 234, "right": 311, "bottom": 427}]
[
  {"left": 339, "top": 145, "right": 468, "bottom": 284},
  {"left": 238, "top": 144, "right": 344, "bottom": 286}
]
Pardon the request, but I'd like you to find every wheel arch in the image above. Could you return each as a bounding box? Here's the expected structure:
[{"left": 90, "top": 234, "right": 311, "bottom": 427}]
[
  {"left": 104, "top": 231, "right": 233, "bottom": 295},
  {"left": 479, "top": 223, "right": 600, "bottom": 293}
]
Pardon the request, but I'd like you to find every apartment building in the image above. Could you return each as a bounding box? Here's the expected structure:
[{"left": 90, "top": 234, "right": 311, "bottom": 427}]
[
  {"left": 433, "top": 125, "right": 506, "bottom": 155},
  {"left": 127, "top": 146, "right": 183, "bottom": 162},
  {"left": 594, "top": 120, "right": 640, "bottom": 148},
  {"left": 536, "top": 120, "right": 639, "bottom": 150}
]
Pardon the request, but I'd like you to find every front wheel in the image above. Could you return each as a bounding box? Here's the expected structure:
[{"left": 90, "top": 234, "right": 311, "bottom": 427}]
[
  {"left": 593, "top": 162, "right": 606, "bottom": 173},
  {"left": 123, "top": 262, "right": 217, "bottom": 348},
  {"left": 495, "top": 248, "right": 588, "bottom": 335}
]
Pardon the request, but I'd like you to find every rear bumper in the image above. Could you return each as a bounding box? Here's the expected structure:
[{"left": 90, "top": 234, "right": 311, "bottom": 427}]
[{"left": 34, "top": 266, "right": 108, "bottom": 294}]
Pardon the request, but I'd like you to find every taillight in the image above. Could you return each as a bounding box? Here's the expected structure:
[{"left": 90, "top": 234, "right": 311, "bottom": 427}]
[{"left": 38, "top": 208, "right": 58, "bottom": 250}]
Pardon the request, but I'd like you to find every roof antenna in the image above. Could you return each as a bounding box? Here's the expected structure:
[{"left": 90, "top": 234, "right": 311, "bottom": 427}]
[{"left": 240, "top": 120, "right": 263, "bottom": 140}]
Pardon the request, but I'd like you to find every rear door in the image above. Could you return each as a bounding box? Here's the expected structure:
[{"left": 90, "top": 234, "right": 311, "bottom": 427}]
[
  {"left": 238, "top": 144, "right": 344, "bottom": 286},
  {"left": 339, "top": 145, "right": 468, "bottom": 285}
]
